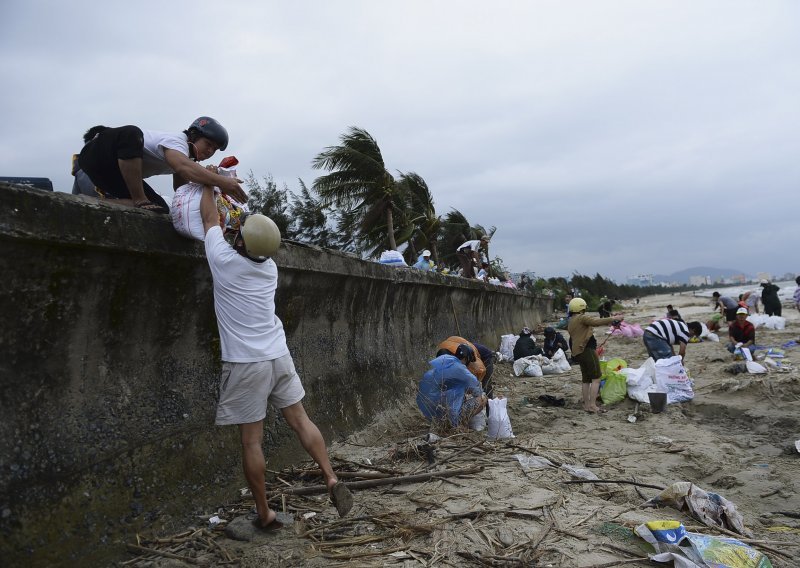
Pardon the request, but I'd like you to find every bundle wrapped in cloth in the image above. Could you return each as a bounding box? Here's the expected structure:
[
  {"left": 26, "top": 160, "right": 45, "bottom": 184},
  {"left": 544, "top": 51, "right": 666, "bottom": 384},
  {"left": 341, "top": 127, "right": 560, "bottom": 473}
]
[{"left": 171, "top": 156, "right": 248, "bottom": 241}]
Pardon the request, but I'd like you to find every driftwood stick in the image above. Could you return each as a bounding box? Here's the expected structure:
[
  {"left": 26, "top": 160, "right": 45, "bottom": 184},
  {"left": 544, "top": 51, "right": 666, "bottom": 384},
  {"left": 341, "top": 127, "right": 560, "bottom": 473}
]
[
  {"left": 125, "top": 543, "right": 200, "bottom": 565},
  {"left": 321, "top": 544, "right": 409, "bottom": 559},
  {"left": 434, "top": 439, "right": 487, "bottom": 468},
  {"left": 561, "top": 479, "right": 665, "bottom": 490},
  {"left": 270, "top": 465, "right": 484, "bottom": 497},
  {"left": 299, "top": 469, "right": 393, "bottom": 479},
  {"left": 582, "top": 558, "right": 650, "bottom": 568}
]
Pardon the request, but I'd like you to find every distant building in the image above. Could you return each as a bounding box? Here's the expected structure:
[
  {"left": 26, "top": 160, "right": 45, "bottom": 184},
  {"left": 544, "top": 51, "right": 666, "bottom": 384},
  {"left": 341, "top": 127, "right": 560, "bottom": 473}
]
[
  {"left": 689, "top": 275, "right": 711, "bottom": 286},
  {"left": 627, "top": 274, "right": 654, "bottom": 286},
  {"left": 757, "top": 272, "right": 773, "bottom": 282},
  {"left": 730, "top": 274, "right": 746, "bottom": 284}
]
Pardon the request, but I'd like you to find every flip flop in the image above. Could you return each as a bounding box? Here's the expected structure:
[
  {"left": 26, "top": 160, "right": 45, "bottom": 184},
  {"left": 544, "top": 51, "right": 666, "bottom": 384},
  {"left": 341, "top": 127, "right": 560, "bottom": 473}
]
[
  {"left": 330, "top": 481, "right": 353, "bottom": 517},
  {"left": 252, "top": 516, "right": 284, "bottom": 532},
  {"left": 134, "top": 200, "right": 169, "bottom": 214}
]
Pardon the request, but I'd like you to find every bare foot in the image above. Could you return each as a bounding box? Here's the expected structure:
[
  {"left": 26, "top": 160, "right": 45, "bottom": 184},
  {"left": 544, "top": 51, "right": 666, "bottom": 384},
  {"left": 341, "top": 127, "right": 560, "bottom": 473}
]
[{"left": 253, "top": 508, "right": 283, "bottom": 531}]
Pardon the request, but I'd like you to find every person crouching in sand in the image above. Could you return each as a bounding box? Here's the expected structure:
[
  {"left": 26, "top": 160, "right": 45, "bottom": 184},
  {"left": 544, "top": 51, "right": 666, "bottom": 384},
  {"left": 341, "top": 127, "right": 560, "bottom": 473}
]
[{"left": 567, "top": 298, "right": 621, "bottom": 413}]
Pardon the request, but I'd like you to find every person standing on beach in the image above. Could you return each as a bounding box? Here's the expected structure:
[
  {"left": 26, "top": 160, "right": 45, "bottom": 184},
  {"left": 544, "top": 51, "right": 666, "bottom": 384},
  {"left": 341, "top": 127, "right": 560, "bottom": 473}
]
[
  {"left": 643, "top": 318, "right": 702, "bottom": 362},
  {"left": 760, "top": 280, "right": 782, "bottom": 317},
  {"left": 712, "top": 292, "right": 739, "bottom": 322},
  {"left": 199, "top": 186, "right": 352, "bottom": 529},
  {"left": 794, "top": 276, "right": 800, "bottom": 313},
  {"left": 567, "top": 298, "right": 621, "bottom": 413}
]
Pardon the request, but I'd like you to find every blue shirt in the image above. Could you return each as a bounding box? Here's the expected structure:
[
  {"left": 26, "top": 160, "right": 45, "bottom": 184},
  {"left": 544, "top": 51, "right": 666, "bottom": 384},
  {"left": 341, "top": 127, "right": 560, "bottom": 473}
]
[
  {"left": 413, "top": 255, "right": 434, "bottom": 271},
  {"left": 416, "top": 355, "right": 482, "bottom": 426}
]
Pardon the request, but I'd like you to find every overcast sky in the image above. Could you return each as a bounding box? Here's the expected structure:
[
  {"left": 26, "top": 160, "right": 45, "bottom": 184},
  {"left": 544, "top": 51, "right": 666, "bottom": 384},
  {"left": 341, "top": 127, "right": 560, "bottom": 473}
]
[{"left": 2, "top": 1, "right": 798, "bottom": 281}]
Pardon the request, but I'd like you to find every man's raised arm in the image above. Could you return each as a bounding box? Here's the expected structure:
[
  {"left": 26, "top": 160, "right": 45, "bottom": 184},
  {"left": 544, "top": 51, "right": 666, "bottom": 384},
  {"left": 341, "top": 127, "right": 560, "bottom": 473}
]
[{"left": 200, "top": 185, "right": 221, "bottom": 235}]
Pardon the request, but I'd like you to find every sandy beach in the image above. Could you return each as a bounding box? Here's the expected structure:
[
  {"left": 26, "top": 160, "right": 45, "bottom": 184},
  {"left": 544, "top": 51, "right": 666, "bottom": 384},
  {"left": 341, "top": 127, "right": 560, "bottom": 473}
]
[{"left": 126, "top": 291, "right": 800, "bottom": 567}]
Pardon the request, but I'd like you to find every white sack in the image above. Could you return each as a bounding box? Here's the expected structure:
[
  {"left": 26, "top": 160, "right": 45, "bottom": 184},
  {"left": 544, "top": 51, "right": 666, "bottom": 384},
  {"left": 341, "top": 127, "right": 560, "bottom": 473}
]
[
  {"left": 487, "top": 397, "right": 514, "bottom": 440},
  {"left": 654, "top": 355, "right": 694, "bottom": 404},
  {"left": 550, "top": 349, "right": 572, "bottom": 373},
  {"left": 513, "top": 355, "right": 542, "bottom": 377},
  {"left": 171, "top": 183, "right": 205, "bottom": 240},
  {"left": 499, "top": 334, "right": 518, "bottom": 361},
  {"left": 623, "top": 358, "right": 658, "bottom": 403}
]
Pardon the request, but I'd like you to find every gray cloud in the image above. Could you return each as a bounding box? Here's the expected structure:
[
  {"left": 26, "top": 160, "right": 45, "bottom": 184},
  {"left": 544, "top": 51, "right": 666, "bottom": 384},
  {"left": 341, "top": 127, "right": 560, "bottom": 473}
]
[{"left": 2, "top": 1, "right": 798, "bottom": 281}]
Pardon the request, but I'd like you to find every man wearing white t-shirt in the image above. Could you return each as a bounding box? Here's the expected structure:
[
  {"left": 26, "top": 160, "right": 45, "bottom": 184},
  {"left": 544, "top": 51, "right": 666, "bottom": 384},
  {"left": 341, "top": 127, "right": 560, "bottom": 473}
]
[
  {"left": 200, "top": 185, "right": 352, "bottom": 531},
  {"left": 455, "top": 235, "right": 489, "bottom": 279},
  {"left": 78, "top": 116, "right": 246, "bottom": 213}
]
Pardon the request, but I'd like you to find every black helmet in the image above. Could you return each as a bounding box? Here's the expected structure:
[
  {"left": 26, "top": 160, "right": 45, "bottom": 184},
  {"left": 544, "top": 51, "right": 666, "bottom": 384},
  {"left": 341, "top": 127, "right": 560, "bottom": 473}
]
[
  {"left": 455, "top": 344, "right": 475, "bottom": 363},
  {"left": 188, "top": 116, "right": 229, "bottom": 150}
]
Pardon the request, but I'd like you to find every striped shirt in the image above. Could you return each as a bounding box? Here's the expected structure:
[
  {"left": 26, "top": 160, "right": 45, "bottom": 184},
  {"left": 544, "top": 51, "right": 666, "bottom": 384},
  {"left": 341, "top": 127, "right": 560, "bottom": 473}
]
[{"left": 646, "top": 318, "right": 690, "bottom": 345}]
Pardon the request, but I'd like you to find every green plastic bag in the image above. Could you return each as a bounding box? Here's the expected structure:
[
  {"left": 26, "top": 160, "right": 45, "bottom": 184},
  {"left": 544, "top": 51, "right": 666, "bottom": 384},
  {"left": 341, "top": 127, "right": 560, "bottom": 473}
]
[{"left": 600, "top": 370, "right": 628, "bottom": 405}]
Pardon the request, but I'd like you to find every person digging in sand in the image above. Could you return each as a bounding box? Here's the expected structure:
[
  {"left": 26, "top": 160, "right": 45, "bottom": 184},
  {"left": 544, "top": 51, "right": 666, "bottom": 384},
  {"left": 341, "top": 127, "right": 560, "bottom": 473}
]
[
  {"left": 200, "top": 186, "right": 352, "bottom": 530},
  {"left": 567, "top": 297, "right": 622, "bottom": 413}
]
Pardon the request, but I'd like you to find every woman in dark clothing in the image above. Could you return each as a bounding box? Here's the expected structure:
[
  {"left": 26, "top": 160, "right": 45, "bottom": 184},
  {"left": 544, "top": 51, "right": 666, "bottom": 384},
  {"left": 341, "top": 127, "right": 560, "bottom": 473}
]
[
  {"left": 513, "top": 327, "right": 542, "bottom": 360},
  {"left": 542, "top": 326, "right": 570, "bottom": 359},
  {"left": 760, "top": 280, "right": 782, "bottom": 316}
]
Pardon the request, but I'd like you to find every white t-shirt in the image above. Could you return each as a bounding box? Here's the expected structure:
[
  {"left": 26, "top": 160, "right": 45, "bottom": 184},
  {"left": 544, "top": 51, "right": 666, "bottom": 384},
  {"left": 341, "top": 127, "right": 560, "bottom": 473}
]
[
  {"left": 457, "top": 240, "right": 481, "bottom": 253},
  {"left": 142, "top": 130, "right": 190, "bottom": 178},
  {"left": 204, "top": 226, "right": 290, "bottom": 363}
]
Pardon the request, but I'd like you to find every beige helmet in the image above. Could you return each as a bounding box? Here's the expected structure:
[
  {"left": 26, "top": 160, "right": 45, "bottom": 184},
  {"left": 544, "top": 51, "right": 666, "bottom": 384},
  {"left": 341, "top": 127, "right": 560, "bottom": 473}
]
[
  {"left": 240, "top": 214, "right": 281, "bottom": 259},
  {"left": 568, "top": 297, "right": 587, "bottom": 313}
]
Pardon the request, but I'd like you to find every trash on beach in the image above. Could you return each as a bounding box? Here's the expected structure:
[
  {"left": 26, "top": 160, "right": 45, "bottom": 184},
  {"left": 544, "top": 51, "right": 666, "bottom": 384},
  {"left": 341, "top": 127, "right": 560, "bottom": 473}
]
[
  {"left": 635, "top": 520, "right": 772, "bottom": 568},
  {"left": 208, "top": 515, "right": 221, "bottom": 526},
  {"left": 644, "top": 481, "right": 752, "bottom": 536},
  {"left": 560, "top": 463, "right": 599, "bottom": 480},
  {"left": 745, "top": 361, "right": 767, "bottom": 374},
  {"left": 515, "top": 454, "right": 555, "bottom": 470},
  {"left": 725, "top": 362, "right": 749, "bottom": 375},
  {"left": 795, "top": 440, "right": 800, "bottom": 454}
]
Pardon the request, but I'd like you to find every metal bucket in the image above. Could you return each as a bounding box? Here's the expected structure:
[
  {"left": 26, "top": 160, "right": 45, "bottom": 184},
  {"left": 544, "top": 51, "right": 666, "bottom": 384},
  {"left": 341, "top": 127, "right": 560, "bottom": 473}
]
[{"left": 648, "top": 392, "right": 667, "bottom": 413}]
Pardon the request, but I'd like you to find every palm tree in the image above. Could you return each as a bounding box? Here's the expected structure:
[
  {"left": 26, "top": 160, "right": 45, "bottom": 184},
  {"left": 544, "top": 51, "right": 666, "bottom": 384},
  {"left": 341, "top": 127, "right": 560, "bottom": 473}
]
[
  {"left": 312, "top": 127, "right": 403, "bottom": 253},
  {"left": 397, "top": 172, "right": 440, "bottom": 263}
]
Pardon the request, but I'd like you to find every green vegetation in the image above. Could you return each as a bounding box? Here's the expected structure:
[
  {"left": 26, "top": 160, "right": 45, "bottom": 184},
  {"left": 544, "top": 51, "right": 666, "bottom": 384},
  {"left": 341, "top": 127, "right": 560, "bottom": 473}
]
[{"left": 246, "top": 125, "right": 500, "bottom": 273}]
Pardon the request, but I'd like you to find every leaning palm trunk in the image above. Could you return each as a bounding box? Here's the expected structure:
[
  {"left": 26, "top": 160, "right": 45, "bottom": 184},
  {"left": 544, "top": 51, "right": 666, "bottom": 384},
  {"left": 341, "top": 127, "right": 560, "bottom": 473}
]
[{"left": 386, "top": 207, "right": 396, "bottom": 250}]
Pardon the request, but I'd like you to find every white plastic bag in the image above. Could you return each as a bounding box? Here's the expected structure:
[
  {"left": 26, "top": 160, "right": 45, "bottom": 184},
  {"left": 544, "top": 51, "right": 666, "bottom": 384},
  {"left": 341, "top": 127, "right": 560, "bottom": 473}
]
[
  {"left": 487, "top": 397, "right": 514, "bottom": 439},
  {"left": 550, "top": 349, "right": 572, "bottom": 373},
  {"left": 745, "top": 361, "right": 767, "bottom": 374},
  {"left": 654, "top": 356, "right": 694, "bottom": 404},
  {"left": 765, "top": 316, "right": 786, "bottom": 330},
  {"left": 378, "top": 250, "right": 408, "bottom": 266},
  {"left": 513, "top": 355, "right": 542, "bottom": 377},
  {"left": 622, "top": 358, "right": 656, "bottom": 403},
  {"left": 499, "top": 334, "right": 518, "bottom": 361}
]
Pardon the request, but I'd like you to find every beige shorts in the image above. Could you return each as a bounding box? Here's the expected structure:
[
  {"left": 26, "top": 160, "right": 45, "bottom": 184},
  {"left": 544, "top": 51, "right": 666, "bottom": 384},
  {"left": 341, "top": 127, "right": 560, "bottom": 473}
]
[{"left": 215, "top": 354, "right": 306, "bottom": 426}]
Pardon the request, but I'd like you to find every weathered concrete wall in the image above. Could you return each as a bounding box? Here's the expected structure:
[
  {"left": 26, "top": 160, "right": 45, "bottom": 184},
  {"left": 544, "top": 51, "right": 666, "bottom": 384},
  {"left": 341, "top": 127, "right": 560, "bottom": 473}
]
[{"left": 0, "top": 183, "right": 550, "bottom": 566}]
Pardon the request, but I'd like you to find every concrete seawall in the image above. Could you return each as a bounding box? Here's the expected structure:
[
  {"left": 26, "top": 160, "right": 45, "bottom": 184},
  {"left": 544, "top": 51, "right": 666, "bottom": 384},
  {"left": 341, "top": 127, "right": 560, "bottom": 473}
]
[{"left": 0, "top": 183, "right": 551, "bottom": 566}]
